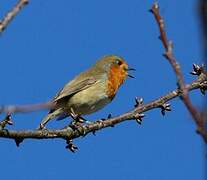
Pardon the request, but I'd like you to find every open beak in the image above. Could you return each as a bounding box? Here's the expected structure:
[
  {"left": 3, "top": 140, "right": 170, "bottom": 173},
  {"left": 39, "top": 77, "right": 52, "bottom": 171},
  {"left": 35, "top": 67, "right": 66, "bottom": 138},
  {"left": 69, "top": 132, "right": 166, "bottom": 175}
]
[
  {"left": 126, "top": 67, "right": 136, "bottom": 78},
  {"left": 127, "top": 67, "right": 136, "bottom": 71}
]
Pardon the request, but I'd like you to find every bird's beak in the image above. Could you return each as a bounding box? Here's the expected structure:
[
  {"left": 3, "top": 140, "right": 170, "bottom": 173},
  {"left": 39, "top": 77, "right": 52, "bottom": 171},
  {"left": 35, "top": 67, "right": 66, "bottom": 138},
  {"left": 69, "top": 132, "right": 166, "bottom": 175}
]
[
  {"left": 126, "top": 67, "right": 136, "bottom": 78},
  {"left": 127, "top": 67, "right": 136, "bottom": 71}
]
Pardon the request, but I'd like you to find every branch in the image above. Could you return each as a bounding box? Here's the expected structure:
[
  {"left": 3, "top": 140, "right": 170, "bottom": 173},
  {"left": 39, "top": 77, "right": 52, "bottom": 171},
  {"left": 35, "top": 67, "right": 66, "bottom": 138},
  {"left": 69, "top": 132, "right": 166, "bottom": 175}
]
[
  {"left": 150, "top": 2, "right": 207, "bottom": 144},
  {"left": 0, "top": 2, "right": 206, "bottom": 152},
  {"left": 199, "top": 0, "right": 207, "bottom": 135},
  {"left": 0, "top": 75, "right": 206, "bottom": 150},
  {"left": 0, "top": 0, "right": 28, "bottom": 33},
  {"left": 0, "top": 102, "right": 54, "bottom": 114},
  {"left": 199, "top": 0, "right": 207, "bottom": 62}
]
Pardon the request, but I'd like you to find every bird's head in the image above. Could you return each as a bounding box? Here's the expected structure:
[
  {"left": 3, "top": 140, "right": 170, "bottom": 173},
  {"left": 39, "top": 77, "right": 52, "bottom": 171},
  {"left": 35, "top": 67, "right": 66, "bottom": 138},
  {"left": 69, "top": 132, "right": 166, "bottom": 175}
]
[
  {"left": 94, "top": 55, "right": 135, "bottom": 80},
  {"left": 93, "top": 55, "right": 135, "bottom": 98}
]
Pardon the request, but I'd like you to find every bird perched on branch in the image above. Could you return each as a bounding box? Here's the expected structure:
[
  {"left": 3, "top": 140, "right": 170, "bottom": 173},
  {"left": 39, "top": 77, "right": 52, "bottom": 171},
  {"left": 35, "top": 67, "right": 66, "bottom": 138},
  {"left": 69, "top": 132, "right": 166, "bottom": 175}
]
[{"left": 38, "top": 55, "right": 135, "bottom": 129}]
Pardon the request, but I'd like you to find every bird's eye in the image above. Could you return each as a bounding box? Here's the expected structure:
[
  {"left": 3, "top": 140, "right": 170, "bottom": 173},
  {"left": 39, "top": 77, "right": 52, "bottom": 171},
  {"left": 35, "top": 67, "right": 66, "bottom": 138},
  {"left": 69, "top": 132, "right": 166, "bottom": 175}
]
[{"left": 115, "top": 59, "right": 123, "bottom": 66}]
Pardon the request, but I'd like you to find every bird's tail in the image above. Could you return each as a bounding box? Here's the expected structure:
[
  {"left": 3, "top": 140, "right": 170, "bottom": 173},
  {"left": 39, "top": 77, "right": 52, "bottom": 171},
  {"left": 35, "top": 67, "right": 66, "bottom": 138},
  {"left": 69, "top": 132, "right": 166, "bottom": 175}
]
[{"left": 38, "top": 108, "right": 64, "bottom": 129}]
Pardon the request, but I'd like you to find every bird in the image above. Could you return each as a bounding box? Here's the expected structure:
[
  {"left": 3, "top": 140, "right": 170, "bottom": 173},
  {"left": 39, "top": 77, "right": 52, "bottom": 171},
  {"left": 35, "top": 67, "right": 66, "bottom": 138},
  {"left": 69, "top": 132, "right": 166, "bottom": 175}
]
[{"left": 38, "top": 55, "right": 135, "bottom": 129}]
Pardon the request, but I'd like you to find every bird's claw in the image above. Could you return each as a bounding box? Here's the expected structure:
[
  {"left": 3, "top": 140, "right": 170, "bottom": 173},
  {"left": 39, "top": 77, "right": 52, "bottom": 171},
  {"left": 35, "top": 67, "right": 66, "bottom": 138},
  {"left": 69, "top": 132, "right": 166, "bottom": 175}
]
[
  {"left": 70, "top": 107, "right": 87, "bottom": 124},
  {"left": 69, "top": 122, "right": 82, "bottom": 130},
  {"left": 68, "top": 121, "right": 87, "bottom": 136}
]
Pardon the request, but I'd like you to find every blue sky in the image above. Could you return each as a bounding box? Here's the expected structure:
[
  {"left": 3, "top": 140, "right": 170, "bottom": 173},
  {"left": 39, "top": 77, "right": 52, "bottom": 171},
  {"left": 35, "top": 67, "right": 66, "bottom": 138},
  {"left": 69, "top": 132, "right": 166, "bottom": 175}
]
[{"left": 0, "top": 0, "right": 206, "bottom": 180}]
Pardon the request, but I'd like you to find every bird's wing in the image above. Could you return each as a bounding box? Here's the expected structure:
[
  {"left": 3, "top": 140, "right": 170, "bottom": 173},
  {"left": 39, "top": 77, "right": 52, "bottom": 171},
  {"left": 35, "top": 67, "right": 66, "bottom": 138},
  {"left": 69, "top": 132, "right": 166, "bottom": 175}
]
[{"left": 53, "top": 77, "right": 97, "bottom": 102}]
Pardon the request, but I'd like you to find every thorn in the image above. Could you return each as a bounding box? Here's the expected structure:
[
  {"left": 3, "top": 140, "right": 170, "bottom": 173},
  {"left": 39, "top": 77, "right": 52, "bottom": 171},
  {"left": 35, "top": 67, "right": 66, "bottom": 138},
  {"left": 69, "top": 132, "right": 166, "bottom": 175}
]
[{"left": 66, "top": 139, "right": 78, "bottom": 153}]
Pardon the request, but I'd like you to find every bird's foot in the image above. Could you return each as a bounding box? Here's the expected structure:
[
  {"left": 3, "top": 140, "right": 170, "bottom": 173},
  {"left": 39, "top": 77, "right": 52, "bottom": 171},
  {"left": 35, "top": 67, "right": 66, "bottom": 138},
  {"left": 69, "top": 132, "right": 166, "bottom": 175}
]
[
  {"left": 69, "top": 121, "right": 82, "bottom": 130},
  {"left": 70, "top": 107, "right": 89, "bottom": 124},
  {"left": 68, "top": 121, "right": 87, "bottom": 136}
]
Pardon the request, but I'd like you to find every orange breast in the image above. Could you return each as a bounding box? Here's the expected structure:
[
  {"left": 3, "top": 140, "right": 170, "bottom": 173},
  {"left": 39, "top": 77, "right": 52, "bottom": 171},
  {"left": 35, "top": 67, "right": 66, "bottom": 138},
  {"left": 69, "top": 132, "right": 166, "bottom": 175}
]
[{"left": 106, "top": 65, "right": 127, "bottom": 99}]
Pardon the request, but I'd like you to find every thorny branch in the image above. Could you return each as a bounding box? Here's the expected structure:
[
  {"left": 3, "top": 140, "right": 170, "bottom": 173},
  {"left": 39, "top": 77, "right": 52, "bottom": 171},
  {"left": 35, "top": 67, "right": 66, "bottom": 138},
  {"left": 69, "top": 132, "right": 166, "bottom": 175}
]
[
  {"left": 0, "top": 0, "right": 28, "bottom": 33},
  {"left": 150, "top": 2, "right": 207, "bottom": 144},
  {"left": 0, "top": 2, "right": 206, "bottom": 152}
]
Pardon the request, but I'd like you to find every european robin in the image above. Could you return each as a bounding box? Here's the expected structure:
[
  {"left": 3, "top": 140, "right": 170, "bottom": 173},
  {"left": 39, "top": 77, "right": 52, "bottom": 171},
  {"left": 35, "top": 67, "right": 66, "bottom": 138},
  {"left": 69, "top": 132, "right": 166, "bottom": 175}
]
[{"left": 38, "top": 55, "right": 135, "bottom": 129}]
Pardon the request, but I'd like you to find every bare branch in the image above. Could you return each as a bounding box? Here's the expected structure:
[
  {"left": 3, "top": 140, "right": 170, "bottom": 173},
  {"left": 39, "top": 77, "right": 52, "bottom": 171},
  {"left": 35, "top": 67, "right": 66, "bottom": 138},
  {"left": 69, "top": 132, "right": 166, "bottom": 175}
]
[
  {"left": 0, "top": 102, "right": 54, "bottom": 114},
  {"left": 0, "top": 0, "right": 28, "bottom": 33},
  {"left": 199, "top": 0, "right": 207, "bottom": 62},
  {"left": 150, "top": 3, "right": 185, "bottom": 88},
  {"left": 150, "top": 2, "right": 207, "bottom": 144},
  {"left": 199, "top": 0, "right": 207, "bottom": 135},
  {"left": 0, "top": 76, "right": 206, "bottom": 150}
]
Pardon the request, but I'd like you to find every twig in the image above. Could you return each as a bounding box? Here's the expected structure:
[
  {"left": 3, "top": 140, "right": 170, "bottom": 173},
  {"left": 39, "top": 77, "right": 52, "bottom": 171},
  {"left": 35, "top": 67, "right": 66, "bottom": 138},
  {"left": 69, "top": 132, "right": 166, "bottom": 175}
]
[
  {"left": 0, "top": 76, "right": 206, "bottom": 147},
  {"left": 199, "top": 0, "right": 207, "bottom": 62},
  {"left": 150, "top": 2, "right": 207, "bottom": 143},
  {"left": 199, "top": 0, "right": 207, "bottom": 133},
  {"left": 0, "top": 102, "right": 55, "bottom": 114},
  {"left": 0, "top": 0, "right": 28, "bottom": 33},
  {"left": 198, "top": 1, "right": 207, "bottom": 178}
]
